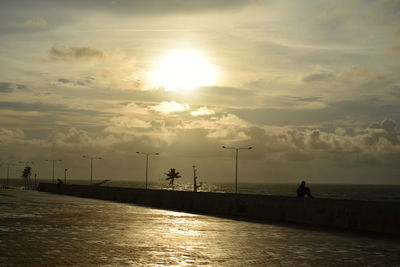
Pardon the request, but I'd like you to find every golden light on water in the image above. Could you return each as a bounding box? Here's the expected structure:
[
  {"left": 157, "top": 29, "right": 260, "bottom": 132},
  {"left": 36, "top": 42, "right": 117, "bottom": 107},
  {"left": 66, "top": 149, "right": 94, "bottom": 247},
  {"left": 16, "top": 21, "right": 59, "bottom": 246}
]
[{"left": 149, "top": 49, "right": 219, "bottom": 91}]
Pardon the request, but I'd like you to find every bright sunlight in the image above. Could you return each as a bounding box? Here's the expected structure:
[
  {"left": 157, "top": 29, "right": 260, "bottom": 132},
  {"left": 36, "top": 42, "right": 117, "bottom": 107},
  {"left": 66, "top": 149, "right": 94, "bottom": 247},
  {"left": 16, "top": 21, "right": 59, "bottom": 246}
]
[{"left": 149, "top": 49, "right": 218, "bottom": 91}]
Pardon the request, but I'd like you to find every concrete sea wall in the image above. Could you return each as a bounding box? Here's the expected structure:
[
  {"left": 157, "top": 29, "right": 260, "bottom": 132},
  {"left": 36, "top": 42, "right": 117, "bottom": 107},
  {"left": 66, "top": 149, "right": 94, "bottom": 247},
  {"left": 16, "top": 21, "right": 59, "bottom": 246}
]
[{"left": 37, "top": 183, "right": 400, "bottom": 236}]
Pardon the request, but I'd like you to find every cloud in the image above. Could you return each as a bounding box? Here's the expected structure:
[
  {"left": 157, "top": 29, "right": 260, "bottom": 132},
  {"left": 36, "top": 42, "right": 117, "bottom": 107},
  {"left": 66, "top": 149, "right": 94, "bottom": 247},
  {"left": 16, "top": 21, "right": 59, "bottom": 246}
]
[
  {"left": 319, "top": 0, "right": 400, "bottom": 26},
  {"left": 302, "top": 72, "right": 335, "bottom": 82},
  {"left": 151, "top": 101, "right": 189, "bottom": 114},
  {"left": 190, "top": 107, "right": 215, "bottom": 116},
  {"left": 196, "top": 86, "right": 259, "bottom": 108},
  {"left": 258, "top": 95, "right": 328, "bottom": 111},
  {"left": 0, "top": 128, "right": 24, "bottom": 144},
  {"left": 120, "top": 102, "right": 150, "bottom": 115},
  {"left": 342, "top": 66, "right": 372, "bottom": 78},
  {"left": 22, "top": 17, "right": 48, "bottom": 29},
  {"left": 57, "top": 78, "right": 70, "bottom": 84},
  {"left": 206, "top": 114, "right": 250, "bottom": 142},
  {"left": 57, "top": 77, "right": 94, "bottom": 86},
  {"left": 181, "top": 113, "right": 246, "bottom": 130},
  {"left": 0, "top": 82, "right": 27, "bottom": 93},
  {"left": 224, "top": 118, "right": 400, "bottom": 167},
  {"left": 4, "top": 0, "right": 252, "bottom": 16},
  {"left": 177, "top": 117, "right": 400, "bottom": 167},
  {"left": 104, "top": 116, "right": 152, "bottom": 135},
  {"left": 229, "top": 97, "right": 400, "bottom": 126},
  {"left": 1, "top": 117, "right": 399, "bottom": 185},
  {"left": 177, "top": 113, "right": 250, "bottom": 142},
  {"left": 0, "top": 101, "right": 107, "bottom": 118},
  {"left": 368, "top": 118, "right": 399, "bottom": 145},
  {"left": 393, "top": 44, "right": 400, "bottom": 52},
  {"left": 48, "top": 128, "right": 119, "bottom": 152},
  {"left": 50, "top": 44, "right": 106, "bottom": 62},
  {"left": 0, "top": 128, "right": 47, "bottom": 151}
]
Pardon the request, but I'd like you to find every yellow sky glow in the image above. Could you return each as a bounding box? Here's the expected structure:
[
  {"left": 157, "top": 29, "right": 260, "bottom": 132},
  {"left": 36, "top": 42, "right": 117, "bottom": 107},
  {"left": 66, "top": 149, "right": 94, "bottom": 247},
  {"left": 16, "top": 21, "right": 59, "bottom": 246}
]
[{"left": 149, "top": 49, "right": 218, "bottom": 91}]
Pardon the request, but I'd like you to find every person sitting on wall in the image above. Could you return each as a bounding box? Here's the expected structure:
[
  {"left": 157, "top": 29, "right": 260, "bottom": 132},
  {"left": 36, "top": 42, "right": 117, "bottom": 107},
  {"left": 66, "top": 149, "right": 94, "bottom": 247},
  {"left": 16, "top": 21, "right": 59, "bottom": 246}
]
[
  {"left": 297, "top": 181, "right": 313, "bottom": 198},
  {"left": 57, "top": 179, "right": 63, "bottom": 185}
]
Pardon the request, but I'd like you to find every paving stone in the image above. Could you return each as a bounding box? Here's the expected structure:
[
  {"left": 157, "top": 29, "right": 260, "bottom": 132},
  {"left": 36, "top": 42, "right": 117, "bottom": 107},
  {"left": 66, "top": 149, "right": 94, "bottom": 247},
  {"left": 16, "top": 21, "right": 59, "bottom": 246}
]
[{"left": 0, "top": 189, "right": 400, "bottom": 266}]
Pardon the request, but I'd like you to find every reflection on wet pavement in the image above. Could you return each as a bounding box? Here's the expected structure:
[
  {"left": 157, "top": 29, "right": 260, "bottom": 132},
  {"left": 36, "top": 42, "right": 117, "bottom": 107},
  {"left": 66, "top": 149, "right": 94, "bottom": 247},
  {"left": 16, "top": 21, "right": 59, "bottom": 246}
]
[{"left": 0, "top": 189, "right": 399, "bottom": 266}]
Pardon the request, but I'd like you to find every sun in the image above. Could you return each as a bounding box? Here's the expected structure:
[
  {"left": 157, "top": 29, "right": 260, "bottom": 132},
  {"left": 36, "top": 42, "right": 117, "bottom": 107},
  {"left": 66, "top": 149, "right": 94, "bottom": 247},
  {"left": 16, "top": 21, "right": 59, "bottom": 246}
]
[{"left": 149, "top": 49, "right": 218, "bottom": 91}]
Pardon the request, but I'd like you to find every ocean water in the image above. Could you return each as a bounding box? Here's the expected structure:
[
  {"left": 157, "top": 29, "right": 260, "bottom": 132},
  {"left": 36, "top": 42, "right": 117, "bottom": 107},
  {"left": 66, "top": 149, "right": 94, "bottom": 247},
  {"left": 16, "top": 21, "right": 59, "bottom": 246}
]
[{"left": 4, "top": 178, "right": 400, "bottom": 202}]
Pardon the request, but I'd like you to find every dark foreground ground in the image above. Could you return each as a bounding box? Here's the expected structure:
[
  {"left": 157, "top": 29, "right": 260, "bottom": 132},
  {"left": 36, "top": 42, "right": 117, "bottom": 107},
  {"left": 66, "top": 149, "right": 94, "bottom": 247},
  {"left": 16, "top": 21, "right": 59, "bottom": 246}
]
[{"left": 0, "top": 189, "right": 399, "bottom": 266}]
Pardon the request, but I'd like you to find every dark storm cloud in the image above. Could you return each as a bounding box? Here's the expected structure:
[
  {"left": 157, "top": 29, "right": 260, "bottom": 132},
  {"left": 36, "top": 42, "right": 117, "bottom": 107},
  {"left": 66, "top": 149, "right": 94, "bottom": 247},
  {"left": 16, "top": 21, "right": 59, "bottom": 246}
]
[
  {"left": 0, "top": 82, "right": 27, "bottom": 93},
  {"left": 50, "top": 44, "right": 106, "bottom": 62}
]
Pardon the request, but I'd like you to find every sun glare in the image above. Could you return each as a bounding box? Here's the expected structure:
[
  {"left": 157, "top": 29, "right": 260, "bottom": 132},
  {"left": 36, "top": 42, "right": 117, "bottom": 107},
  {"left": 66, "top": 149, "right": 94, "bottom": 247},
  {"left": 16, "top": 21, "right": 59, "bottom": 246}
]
[{"left": 149, "top": 49, "right": 218, "bottom": 91}]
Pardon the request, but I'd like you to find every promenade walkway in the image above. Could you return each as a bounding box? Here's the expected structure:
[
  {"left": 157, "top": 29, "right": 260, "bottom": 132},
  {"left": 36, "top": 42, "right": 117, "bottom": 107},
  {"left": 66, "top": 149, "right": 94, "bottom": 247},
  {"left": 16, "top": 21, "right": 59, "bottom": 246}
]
[{"left": 0, "top": 189, "right": 399, "bottom": 266}]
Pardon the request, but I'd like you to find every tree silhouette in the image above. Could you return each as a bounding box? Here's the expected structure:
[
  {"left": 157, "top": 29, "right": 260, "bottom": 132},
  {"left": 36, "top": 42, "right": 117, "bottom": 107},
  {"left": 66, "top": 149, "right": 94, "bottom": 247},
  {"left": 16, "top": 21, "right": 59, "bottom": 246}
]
[
  {"left": 21, "top": 166, "right": 32, "bottom": 189},
  {"left": 165, "top": 168, "right": 181, "bottom": 190}
]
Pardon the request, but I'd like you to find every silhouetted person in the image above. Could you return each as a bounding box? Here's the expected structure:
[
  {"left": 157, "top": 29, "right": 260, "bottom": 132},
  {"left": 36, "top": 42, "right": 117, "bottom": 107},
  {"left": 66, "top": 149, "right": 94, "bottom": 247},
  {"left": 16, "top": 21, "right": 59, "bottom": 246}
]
[
  {"left": 57, "top": 179, "right": 63, "bottom": 185},
  {"left": 297, "top": 181, "right": 313, "bottom": 198}
]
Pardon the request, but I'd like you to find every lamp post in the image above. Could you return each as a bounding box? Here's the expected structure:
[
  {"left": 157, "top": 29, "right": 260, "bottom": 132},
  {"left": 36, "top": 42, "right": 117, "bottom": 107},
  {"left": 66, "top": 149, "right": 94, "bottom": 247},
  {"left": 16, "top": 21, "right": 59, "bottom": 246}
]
[
  {"left": 0, "top": 162, "right": 3, "bottom": 186},
  {"left": 45, "top": 159, "right": 62, "bottom": 184},
  {"left": 222, "top": 146, "right": 253, "bottom": 193},
  {"left": 82, "top": 156, "right": 102, "bottom": 185},
  {"left": 6, "top": 163, "right": 15, "bottom": 188},
  {"left": 64, "top": 168, "right": 68, "bottom": 184},
  {"left": 136, "top": 152, "right": 159, "bottom": 189}
]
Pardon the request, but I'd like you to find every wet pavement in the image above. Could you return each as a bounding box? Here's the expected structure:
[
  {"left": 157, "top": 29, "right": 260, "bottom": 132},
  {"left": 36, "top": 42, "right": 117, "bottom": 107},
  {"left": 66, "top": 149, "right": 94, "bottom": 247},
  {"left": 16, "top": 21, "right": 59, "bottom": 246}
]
[{"left": 0, "top": 189, "right": 399, "bottom": 266}]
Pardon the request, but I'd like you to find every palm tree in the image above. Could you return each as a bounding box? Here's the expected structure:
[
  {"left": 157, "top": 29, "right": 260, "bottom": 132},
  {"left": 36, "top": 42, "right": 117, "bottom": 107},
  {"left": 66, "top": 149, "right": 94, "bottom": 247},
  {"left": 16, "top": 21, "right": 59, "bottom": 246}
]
[
  {"left": 165, "top": 168, "right": 181, "bottom": 190},
  {"left": 21, "top": 166, "right": 32, "bottom": 189}
]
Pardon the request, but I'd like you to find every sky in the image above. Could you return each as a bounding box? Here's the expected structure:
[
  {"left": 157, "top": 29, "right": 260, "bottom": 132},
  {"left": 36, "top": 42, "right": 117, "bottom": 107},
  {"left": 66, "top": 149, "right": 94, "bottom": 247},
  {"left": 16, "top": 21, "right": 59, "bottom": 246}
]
[{"left": 1, "top": 0, "right": 400, "bottom": 185}]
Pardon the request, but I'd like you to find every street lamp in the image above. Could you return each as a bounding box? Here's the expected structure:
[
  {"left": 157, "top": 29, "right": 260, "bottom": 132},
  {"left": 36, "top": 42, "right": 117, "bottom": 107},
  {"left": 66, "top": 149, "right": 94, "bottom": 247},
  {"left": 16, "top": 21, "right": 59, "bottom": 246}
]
[
  {"left": 82, "top": 156, "right": 102, "bottom": 185},
  {"left": 222, "top": 146, "right": 253, "bottom": 194},
  {"left": 0, "top": 162, "right": 4, "bottom": 185},
  {"left": 6, "top": 163, "right": 15, "bottom": 188},
  {"left": 45, "top": 159, "right": 62, "bottom": 184},
  {"left": 136, "top": 152, "right": 159, "bottom": 189},
  {"left": 64, "top": 168, "right": 68, "bottom": 184}
]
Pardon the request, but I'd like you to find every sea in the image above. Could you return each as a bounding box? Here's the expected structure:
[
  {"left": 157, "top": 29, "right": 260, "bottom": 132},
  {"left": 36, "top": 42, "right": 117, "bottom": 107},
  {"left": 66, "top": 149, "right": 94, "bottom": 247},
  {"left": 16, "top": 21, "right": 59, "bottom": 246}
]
[{"left": 4, "top": 178, "right": 400, "bottom": 202}]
